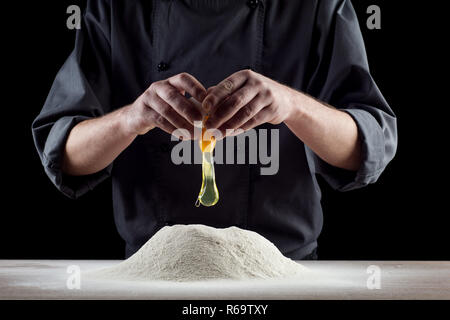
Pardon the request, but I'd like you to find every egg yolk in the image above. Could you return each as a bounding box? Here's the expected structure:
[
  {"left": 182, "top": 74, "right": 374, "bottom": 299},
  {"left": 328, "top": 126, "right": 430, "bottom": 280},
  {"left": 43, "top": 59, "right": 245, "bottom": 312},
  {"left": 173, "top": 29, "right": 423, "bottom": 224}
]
[{"left": 199, "top": 115, "right": 216, "bottom": 153}]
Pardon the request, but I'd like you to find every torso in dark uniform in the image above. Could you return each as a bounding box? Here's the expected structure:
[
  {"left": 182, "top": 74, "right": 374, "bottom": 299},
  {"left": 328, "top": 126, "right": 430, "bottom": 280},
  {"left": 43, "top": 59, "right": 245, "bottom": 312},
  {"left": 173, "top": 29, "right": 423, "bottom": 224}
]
[{"left": 32, "top": 0, "right": 397, "bottom": 259}]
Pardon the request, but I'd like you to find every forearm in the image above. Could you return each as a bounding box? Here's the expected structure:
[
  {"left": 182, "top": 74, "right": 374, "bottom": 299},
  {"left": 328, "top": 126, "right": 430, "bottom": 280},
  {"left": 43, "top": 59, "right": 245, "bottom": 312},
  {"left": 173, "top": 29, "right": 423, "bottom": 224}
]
[
  {"left": 284, "top": 91, "right": 362, "bottom": 171},
  {"left": 61, "top": 73, "right": 208, "bottom": 176},
  {"left": 62, "top": 105, "right": 138, "bottom": 176}
]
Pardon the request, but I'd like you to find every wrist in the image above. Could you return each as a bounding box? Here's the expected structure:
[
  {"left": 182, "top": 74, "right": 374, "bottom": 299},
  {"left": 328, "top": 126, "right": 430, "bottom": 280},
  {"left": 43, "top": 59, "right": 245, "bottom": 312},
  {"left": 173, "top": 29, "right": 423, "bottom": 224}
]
[
  {"left": 284, "top": 89, "right": 307, "bottom": 125},
  {"left": 117, "top": 104, "right": 143, "bottom": 137}
]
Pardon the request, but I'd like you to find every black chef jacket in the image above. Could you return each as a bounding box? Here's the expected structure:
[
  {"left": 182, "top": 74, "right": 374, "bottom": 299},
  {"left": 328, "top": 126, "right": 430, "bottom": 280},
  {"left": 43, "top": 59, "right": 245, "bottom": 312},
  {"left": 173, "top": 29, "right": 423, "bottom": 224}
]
[{"left": 32, "top": 0, "right": 397, "bottom": 259}]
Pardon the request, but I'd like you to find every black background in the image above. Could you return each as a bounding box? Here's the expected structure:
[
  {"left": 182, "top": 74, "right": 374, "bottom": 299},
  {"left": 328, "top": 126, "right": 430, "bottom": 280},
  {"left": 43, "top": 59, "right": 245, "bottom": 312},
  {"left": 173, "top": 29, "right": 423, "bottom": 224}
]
[{"left": 1, "top": 0, "right": 448, "bottom": 260}]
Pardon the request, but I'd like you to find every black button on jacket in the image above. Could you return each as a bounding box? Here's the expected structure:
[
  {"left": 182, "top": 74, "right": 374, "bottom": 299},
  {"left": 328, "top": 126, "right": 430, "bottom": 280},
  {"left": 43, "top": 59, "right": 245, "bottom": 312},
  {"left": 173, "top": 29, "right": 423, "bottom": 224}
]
[{"left": 32, "top": 0, "right": 397, "bottom": 259}]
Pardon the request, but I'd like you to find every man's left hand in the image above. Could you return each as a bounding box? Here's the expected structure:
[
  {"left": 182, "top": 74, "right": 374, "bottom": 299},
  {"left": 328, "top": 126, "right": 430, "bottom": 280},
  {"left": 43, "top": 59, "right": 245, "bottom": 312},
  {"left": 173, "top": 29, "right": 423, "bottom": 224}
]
[{"left": 203, "top": 70, "right": 296, "bottom": 136}]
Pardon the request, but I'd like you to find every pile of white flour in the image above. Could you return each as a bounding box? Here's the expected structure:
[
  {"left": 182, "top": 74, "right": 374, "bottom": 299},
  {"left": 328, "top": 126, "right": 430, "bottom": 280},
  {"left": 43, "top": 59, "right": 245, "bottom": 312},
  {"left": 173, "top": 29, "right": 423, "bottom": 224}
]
[{"left": 88, "top": 224, "right": 308, "bottom": 282}]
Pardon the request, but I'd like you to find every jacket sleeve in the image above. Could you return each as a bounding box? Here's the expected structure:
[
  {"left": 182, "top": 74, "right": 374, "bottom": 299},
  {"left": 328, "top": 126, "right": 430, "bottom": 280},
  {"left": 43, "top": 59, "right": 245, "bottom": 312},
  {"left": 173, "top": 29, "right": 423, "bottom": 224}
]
[
  {"left": 304, "top": 0, "right": 398, "bottom": 192},
  {"left": 31, "top": 0, "right": 112, "bottom": 199}
]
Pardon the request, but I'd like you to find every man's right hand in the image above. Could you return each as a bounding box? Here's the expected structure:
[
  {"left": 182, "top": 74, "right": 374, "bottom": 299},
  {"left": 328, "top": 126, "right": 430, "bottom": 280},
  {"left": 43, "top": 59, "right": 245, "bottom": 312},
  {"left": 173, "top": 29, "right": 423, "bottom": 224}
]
[
  {"left": 123, "top": 72, "right": 207, "bottom": 137},
  {"left": 62, "top": 73, "right": 207, "bottom": 176}
]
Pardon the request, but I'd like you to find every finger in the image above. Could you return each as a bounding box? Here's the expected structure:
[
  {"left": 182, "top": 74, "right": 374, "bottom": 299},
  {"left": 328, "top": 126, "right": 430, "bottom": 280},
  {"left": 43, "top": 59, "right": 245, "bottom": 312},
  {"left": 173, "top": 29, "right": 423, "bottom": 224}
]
[
  {"left": 206, "top": 86, "right": 216, "bottom": 95},
  {"left": 143, "top": 107, "right": 177, "bottom": 135},
  {"left": 189, "top": 97, "right": 207, "bottom": 119},
  {"left": 147, "top": 93, "right": 195, "bottom": 135},
  {"left": 153, "top": 82, "right": 203, "bottom": 124},
  {"left": 205, "top": 85, "right": 259, "bottom": 129},
  {"left": 238, "top": 105, "right": 274, "bottom": 132},
  {"left": 203, "top": 70, "right": 251, "bottom": 112},
  {"left": 203, "top": 86, "right": 216, "bottom": 111},
  {"left": 217, "top": 93, "right": 268, "bottom": 133},
  {"left": 168, "top": 73, "right": 207, "bottom": 102}
]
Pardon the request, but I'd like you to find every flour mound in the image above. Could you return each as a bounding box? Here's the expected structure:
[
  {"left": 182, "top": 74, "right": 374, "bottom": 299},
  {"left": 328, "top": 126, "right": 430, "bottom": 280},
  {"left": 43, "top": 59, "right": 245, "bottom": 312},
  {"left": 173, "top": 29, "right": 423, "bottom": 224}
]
[{"left": 89, "top": 224, "right": 308, "bottom": 282}]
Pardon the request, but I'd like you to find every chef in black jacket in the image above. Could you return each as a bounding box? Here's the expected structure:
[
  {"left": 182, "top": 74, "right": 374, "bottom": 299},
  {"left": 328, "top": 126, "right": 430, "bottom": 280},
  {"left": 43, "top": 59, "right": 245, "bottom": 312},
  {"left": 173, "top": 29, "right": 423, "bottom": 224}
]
[{"left": 32, "top": 0, "right": 397, "bottom": 259}]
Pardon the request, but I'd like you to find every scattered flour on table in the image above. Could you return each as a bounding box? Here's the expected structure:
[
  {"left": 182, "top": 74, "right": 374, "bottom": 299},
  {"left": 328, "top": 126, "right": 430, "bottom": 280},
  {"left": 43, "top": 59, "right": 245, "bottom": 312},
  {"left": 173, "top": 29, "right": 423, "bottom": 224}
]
[{"left": 87, "top": 224, "right": 309, "bottom": 282}]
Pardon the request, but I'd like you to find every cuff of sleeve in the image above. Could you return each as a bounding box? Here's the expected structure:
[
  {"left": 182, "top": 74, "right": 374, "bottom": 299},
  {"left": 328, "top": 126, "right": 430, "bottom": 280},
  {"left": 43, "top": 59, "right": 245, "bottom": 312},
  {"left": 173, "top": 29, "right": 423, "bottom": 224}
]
[
  {"left": 336, "top": 108, "right": 386, "bottom": 191},
  {"left": 308, "top": 108, "right": 386, "bottom": 192},
  {"left": 42, "top": 116, "right": 112, "bottom": 199}
]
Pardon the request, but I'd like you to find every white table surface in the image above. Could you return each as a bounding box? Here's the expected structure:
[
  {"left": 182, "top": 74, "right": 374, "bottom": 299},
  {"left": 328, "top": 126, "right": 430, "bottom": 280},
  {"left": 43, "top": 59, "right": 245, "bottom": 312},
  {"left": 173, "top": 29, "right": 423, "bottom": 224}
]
[{"left": 0, "top": 260, "right": 449, "bottom": 300}]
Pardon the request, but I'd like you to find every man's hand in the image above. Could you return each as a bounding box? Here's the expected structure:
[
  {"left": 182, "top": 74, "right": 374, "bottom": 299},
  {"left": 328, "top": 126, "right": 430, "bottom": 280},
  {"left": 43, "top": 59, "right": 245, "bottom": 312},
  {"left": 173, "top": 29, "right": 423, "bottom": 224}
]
[
  {"left": 124, "top": 72, "right": 207, "bottom": 136},
  {"left": 62, "top": 73, "right": 206, "bottom": 176},
  {"left": 202, "top": 69, "right": 294, "bottom": 135},
  {"left": 203, "top": 69, "right": 362, "bottom": 171}
]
